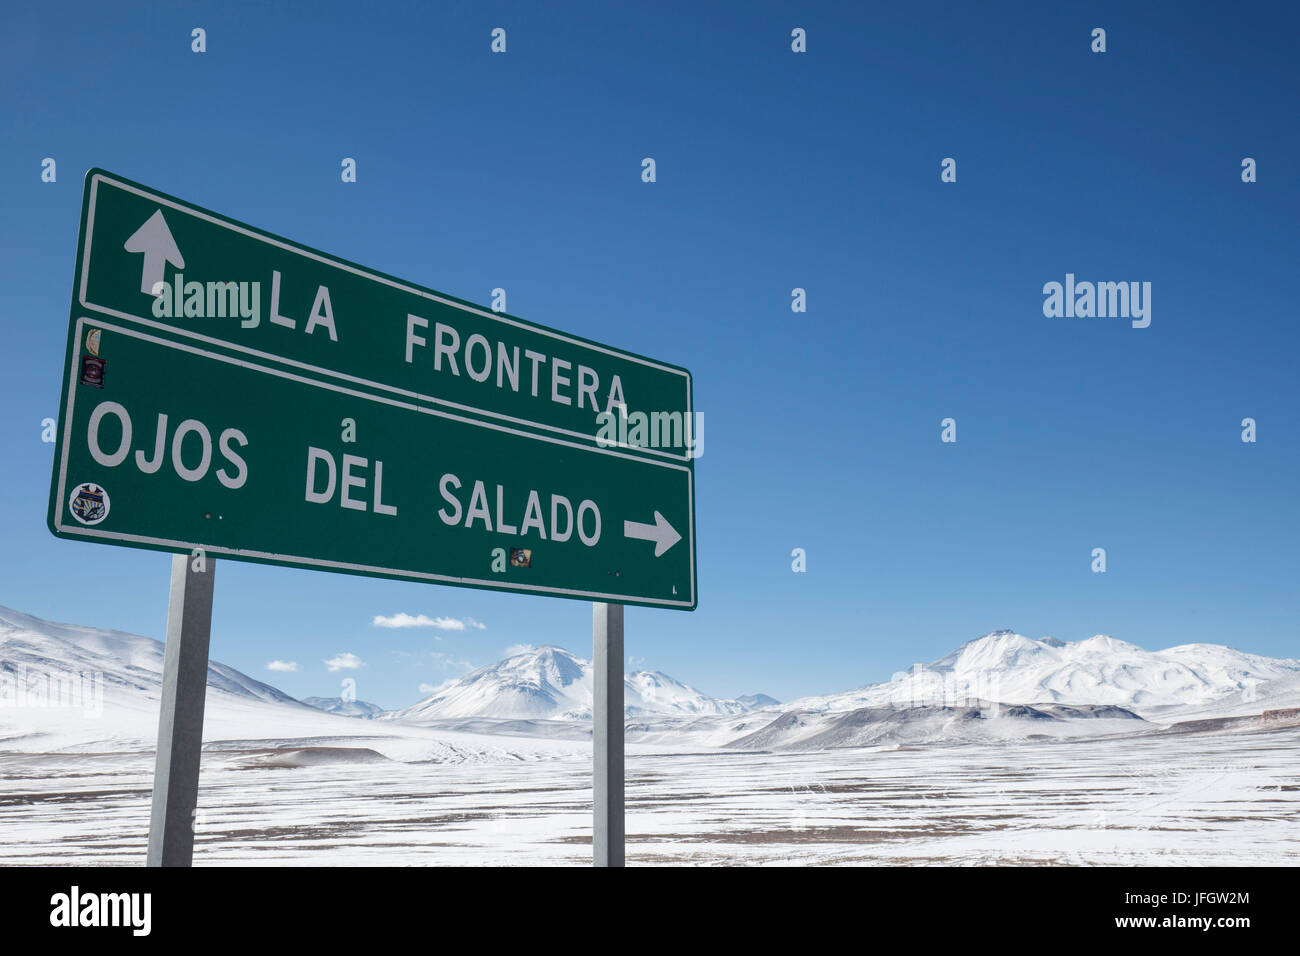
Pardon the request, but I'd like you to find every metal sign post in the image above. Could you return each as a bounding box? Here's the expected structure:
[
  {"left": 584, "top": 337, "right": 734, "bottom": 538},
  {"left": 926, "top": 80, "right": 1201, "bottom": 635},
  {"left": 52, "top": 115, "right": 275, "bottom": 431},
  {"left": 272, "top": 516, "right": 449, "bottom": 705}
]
[
  {"left": 593, "top": 602, "right": 624, "bottom": 866},
  {"left": 146, "top": 554, "right": 214, "bottom": 867}
]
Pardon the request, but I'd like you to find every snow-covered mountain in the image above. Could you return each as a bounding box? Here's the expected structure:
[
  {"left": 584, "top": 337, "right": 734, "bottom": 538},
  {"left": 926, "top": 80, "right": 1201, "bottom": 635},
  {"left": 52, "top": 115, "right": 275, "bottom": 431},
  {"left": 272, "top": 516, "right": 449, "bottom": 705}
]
[
  {"left": 727, "top": 701, "right": 1150, "bottom": 751},
  {"left": 0, "top": 604, "right": 302, "bottom": 715},
  {"left": 0, "top": 605, "right": 588, "bottom": 762},
  {"left": 786, "top": 629, "right": 1300, "bottom": 717},
  {"left": 5, "top": 601, "right": 1297, "bottom": 755},
  {"left": 386, "top": 645, "right": 751, "bottom": 721},
  {"left": 302, "top": 696, "right": 386, "bottom": 719},
  {"left": 0, "top": 603, "right": 410, "bottom": 753}
]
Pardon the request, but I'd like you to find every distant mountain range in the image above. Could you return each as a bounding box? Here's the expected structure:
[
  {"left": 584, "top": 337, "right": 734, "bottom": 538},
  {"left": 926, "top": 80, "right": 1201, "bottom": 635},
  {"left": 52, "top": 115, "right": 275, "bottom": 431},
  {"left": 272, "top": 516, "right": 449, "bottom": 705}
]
[
  {"left": 0, "top": 606, "right": 768, "bottom": 725},
  {"left": 385, "top": 645, "right": 759, "bottom": 721},
  {"left": 725, "top": 700, "right": 1152, "bottom": 751},
  {"left": 783, "top": 629, "right": 1300, "bottom": 716},
  {"left": 387, "top": 630, "right": 1300, "bottom": 725},
  {"left": 0, "top": 604, "right": 300, "bottom": 715},
  {"left": 4, "top": 605, "right": 1299, "bottom": 753}
]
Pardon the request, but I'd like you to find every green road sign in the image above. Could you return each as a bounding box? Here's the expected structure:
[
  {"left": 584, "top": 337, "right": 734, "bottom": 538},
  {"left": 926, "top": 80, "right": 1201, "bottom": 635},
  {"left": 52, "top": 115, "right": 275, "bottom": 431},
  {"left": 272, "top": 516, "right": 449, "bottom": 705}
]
[
  {"left": 49, "top": 170, "right": 698, "bottom": 609},
  {"left": 49, "top": 319, "right": 696, "bottom": 609},
  {"left": 72, "top": 169, "right": 693, "bottom": 461}
]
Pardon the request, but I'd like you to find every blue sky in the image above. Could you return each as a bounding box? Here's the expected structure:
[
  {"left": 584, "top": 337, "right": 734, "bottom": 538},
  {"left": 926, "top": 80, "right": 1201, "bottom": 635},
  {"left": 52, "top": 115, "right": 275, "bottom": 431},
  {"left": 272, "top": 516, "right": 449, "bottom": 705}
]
[{"left": 2, "top": 1, "right": 1297, "bottom": 708}]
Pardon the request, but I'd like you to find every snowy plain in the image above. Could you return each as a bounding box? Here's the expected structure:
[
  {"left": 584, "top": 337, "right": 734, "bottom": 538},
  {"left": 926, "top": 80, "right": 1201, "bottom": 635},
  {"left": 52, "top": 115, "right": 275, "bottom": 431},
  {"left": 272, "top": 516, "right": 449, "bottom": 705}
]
[
  {"left": 2, "top": 729, "right": 1296, "bottom": 866},
  {"left": 2, "top": 605, "right": 1298, "bottom": 866}
]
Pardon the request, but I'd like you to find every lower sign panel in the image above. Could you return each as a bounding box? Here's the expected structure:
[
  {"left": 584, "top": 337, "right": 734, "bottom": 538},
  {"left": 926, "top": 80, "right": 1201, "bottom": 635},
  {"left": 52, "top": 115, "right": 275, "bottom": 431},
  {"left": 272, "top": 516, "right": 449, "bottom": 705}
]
[{"left": 49, "top": 319, "right": 696, "bottom": 609}]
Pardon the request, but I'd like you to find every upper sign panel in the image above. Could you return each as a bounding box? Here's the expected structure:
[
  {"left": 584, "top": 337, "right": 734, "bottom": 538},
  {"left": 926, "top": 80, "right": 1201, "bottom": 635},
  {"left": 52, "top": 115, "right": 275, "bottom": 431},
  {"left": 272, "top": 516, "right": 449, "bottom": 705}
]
[{"left": 75, "top": 170, "right": 694, "bottom": 461}]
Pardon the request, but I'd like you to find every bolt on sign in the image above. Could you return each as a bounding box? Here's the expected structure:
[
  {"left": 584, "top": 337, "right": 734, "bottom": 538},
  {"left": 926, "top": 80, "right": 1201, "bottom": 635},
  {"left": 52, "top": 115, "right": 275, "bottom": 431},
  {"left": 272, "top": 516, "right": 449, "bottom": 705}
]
[{"left": 49, "top": 170, "right": 696, "bottom": 610}]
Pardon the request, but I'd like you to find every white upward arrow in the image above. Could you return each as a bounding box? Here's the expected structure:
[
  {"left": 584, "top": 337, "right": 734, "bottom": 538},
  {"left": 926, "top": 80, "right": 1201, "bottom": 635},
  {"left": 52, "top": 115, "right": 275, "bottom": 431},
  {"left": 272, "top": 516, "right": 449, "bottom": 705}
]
[
  {"left": 623, "top": 511, "right": 682, "bottom": 557},
  {"left": 123, "top": 209, "right": 185, "bottom": 295}
]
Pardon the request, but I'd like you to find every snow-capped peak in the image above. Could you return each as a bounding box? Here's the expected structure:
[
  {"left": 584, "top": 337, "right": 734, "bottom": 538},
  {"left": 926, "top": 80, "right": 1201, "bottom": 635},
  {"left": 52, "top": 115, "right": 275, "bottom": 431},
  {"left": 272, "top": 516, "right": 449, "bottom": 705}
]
[
  {"left": 387, "top": 645, "right": 750, "bottom": 721},
  {"left": 785, "top": 629, "right": 1300, "bottom": 717},
  {"left": 0, "top": 604, "right": 301, "bottom": 710}
]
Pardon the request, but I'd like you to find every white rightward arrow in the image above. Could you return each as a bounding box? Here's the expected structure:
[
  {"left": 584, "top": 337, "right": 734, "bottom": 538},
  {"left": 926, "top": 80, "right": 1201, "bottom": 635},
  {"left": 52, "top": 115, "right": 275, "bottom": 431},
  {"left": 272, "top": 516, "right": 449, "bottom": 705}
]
[
  {"left": 623, "top": 511, "right": 682, "bottom": 557},
  {"left": 123, "top": 209, "right": 185, "bottom": 295}
]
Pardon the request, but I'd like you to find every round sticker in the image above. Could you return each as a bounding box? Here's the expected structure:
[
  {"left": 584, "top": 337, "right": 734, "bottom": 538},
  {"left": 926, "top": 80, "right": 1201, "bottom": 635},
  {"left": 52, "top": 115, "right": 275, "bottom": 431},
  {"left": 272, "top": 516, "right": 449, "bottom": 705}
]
[{"left": 69, "top": 483, "right": 110, "bottom": 526}]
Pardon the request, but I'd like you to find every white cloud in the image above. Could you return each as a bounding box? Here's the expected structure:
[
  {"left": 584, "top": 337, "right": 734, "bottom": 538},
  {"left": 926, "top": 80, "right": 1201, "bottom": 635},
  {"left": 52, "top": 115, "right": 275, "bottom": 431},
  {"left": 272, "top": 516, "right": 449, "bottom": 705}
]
[
  {"left": 502, "top": 643, "right": 535, "bottom": 658},
  {"left": 372, "top": 613, "right": 485, "bottom": 631},
  {"left": 324, "top": 652, "right": 366, "bottom": 672},
  {"left": 418, "top": 680, "right": 455, "bottom": 695},
  {"left": 266, "top": 660, "right": 298, "bottom": 672}
]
